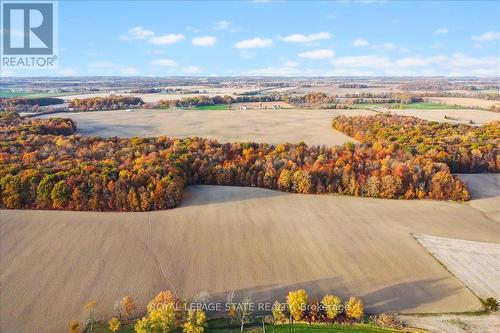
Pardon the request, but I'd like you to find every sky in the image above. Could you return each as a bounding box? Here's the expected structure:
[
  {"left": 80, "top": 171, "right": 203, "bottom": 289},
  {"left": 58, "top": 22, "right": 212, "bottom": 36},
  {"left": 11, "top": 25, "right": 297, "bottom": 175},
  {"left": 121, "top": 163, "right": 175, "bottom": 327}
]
[{"left": 1, "top": 0, "right": 500, "bottom": 77}]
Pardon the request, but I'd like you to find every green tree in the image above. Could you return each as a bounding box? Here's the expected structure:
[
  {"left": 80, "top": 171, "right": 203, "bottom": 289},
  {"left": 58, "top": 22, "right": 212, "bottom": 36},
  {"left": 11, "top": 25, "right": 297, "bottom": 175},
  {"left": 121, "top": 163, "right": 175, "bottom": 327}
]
[{"left": 51, "top": 180, "right": 71, "bottom": 208}]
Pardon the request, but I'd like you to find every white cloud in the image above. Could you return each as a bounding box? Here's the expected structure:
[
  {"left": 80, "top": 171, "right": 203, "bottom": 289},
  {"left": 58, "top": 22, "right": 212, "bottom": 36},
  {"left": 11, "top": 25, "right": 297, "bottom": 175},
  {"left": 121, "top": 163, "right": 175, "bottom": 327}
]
[
  {"left": 182, "top": 66, "right": 201, "bottom": 74},
  {"left": 448, "top": 53, "right": 498, "bottom": 67},
  {"left": 243, "top": 66, "right": 300, "bottom": 76},
  {"left": 214, "top": 20, "right": 231, "bottom": 30},
  {"left": 120, "top": 67, "right": 139, "bottom": 75},
  {"left": 0, "top": 68, "right": 16, "bottom": 76},
  {"left": 278, "top": 32, "right": 331, "bottom": 43},
  {"left": 148, "top": 34, "right": 185, "bottom": 45},
  {"left": 120, "top": 26, "right": 154, "bottom": 40},
  {"left": 88, "top": 61, "right": 139, "bottom": 75},
  {"left": 150, "top": 58, "right": 178, "bottom": 67},
  {"left": 352, "top": 38, "right": 369, "bottom": 47},
  {"left": 325, "top": 68, "right": 376, "bottom": 76},
  {"left": 330, "top": 54, "right": 500, "bottom": 76},
  {"left": 191, "top": 36, "right": 216, "bottom": 46},
  {"left": 283, "top": 60, "right": 299, "bottom": 67},
  {"left": 434, "top": 27, "right": 448, "bottom": 35},
  {"left": 234, "top": 37, "right": 273, "bottom": 49},
  {"left": 332, "top": 55, "right": 391, "bottom": 68},
  {"left": 120, "top": 27, "right": 185, "bottom": 46},
  {"left": 298, "top": 49, "right": 335, "bottom": 59},
  {"left": 471, "top": 31, "right": 500, "bottom": 42},
  {"left": 58, "top": 67, "right": 78, "bottom": 76},
  {"left": 242, "top": 58, "right": 300, "bottom": 76},
  {"left": 394, "top": 56, "right": 446, "bottom": 67}
]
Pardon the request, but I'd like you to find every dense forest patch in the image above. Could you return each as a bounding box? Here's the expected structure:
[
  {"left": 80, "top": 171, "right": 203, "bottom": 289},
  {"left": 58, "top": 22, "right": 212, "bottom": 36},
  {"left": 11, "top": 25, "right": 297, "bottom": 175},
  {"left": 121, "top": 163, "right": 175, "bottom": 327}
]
[
  {"left": 332, "top": 115, "right": 499, "bottom": 173},
  {"left": 0, "top": 112, "right": 470, "bottom": 211}
]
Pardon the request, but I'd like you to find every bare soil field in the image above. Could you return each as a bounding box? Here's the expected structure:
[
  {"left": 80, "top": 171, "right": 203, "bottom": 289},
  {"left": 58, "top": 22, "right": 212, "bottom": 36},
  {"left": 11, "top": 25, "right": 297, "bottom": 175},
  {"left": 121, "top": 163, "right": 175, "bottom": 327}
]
[
  {"left": 427, "top": 97, "right": 500, "bottom": 109},
  {"left": 459, "top": 174, "right": 500, "bottom": 223},
  {"left": 39, "top": 109, "right": 374, "bottom": 145},
  {"left": 415, "top": 234, "right": 500, "bottom": 299},
  {"left": 400, "top": 313, "right": 500, "bottom": 333},
  {"left": 383, "top": 108, "right": 500, "bottom": 125},
  {"left": 2, "top": 174, "right": 500, "bottom": 332}
]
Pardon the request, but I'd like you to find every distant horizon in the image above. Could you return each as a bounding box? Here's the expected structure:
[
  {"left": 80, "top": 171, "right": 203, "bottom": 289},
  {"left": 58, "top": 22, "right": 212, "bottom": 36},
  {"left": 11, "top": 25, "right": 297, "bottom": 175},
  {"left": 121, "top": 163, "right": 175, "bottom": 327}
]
[
  {"left": 2, "top": 75, "right": 500, "bottom": 79},
  {"left": 1, "top": 0, "right": 499, "bottom": 78}
]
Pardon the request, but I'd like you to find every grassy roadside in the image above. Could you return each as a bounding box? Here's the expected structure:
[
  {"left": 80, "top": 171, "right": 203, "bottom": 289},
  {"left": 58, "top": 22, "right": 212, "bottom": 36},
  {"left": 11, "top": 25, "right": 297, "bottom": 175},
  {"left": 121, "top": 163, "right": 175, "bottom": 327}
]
[{"left": 84, "top": 318, "right": 402, "bottom": 333}]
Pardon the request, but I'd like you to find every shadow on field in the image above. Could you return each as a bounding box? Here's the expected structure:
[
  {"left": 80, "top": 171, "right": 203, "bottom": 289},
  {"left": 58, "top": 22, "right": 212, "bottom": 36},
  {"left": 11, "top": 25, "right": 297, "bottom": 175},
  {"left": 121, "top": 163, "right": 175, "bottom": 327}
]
[
  {"left": 190, "top": 276, "right": 463, "bottom": 315},
  {"left": 456, "top": 174, "right": 500, "bottom": 200},
  {"left": 359, "top": 277, "right": 463, "bottom": 312},
  {"left": 180, "top": 185, "right": 287, "bottom": 207}
]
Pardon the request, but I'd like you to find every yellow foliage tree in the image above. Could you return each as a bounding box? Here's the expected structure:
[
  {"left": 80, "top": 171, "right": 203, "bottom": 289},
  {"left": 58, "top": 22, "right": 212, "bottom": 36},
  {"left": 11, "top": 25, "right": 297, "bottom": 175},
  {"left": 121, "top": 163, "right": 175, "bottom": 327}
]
[
  {"left": 271, "top": 301, "right": 286, "bottom": 323},
  {"left": 321, "top": 294, "right": 342, "bottom": 320},
  {"left": 135, "top": 306, "right": 177, "bottom": 333},
  {"left": 287, "top": 289, "right": 308, "bottom": 321},
  {"left": 182, "top": 309, "right": 207, "bottom": 333},
  {"left": 228, "top": 304, "right": 236, "bottom": 323},
  {"left": 108, "top": 317, "right": 121, "bottom": 332},
  {"left": 68, "top": 320, "right": 80, "bottom": 333},
  {"left": 134, "top": 316, "right": 155, "bottom": 333},
  {"left": 149, "top": 306, "right": 177, "bottom": 333},
  {"left": 345, "top": 296, "right": 364, "bottom": 320}
]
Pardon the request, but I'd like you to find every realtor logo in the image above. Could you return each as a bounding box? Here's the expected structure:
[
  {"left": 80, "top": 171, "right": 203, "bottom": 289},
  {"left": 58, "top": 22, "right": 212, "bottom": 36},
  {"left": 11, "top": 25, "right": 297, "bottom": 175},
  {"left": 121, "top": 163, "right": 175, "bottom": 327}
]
[{"left": 1, "top": 1, "right": 58, "bottom": 68}]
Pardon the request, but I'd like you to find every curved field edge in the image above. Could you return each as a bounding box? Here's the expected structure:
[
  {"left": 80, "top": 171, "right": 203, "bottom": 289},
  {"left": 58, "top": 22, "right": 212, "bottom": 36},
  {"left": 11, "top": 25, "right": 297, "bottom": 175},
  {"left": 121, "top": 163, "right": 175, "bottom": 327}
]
[{"left": 2, "top": 180, "right": 500, "bottom": 332}]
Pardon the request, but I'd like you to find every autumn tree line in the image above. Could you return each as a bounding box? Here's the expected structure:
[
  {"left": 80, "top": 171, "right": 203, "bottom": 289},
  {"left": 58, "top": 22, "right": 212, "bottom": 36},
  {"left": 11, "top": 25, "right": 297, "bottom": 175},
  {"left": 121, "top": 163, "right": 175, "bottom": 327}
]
[
  {"left": 332, "top": 115, "right": 499, "bottom": 173},
  {"left": 68, "top": 289, "right": 368, "bottom": 333},
  {"left": 272, "top": 290, "right": 364, "bottom": 326},
  {"left": 0, "top": 112, "right": 471, "bottom": 212},
  {"left": 156, "top": 94, "right": 282, "bottom": 109},
  {"left": 69, "top": 291, "right": 207, "bottom": 333},
  {"left": 0, "top": 111, "right": 76, "bottom": 135},
  {"left": 0, "top": 97, "right": 65, "bottom": 112},
  {"left": 69, "top": 96, "right": 144, "bottom": 111}
]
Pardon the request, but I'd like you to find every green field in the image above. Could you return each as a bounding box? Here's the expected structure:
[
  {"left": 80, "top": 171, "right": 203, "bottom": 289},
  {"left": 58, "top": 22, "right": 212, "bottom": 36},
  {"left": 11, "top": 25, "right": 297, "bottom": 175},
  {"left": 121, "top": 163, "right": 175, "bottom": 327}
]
[
  {"left": 353, "top": 102, "right": 462, "bottom": 110},
  {"left": 195, "top": 104, "right": 229, "bottom": 110},
  {"left": 401, "top": 102, "right": 462, "bottom": 110},
  {"left": 0, "top": 90, "right": 37, "bottom": 98},
  {"left": 85, "top": 319, "right": 399, "bottom": 333}
]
